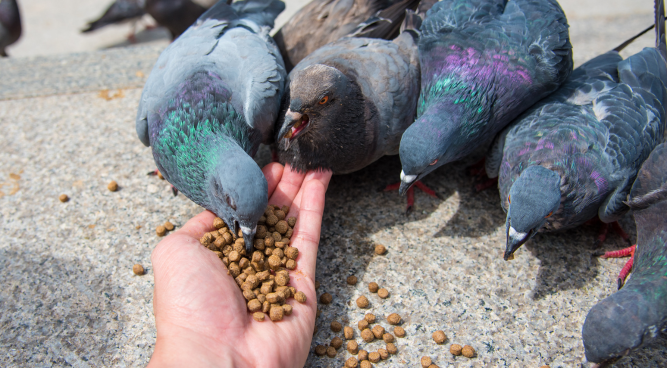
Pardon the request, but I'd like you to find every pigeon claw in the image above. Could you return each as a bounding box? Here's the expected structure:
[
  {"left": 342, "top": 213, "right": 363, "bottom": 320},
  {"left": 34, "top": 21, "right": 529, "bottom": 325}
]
[
  {"left": 405, "top": 186, "right": 415, "bottom": 216},
  {"left": 171, "top": 185, "right": 178, "bottom": 196}
]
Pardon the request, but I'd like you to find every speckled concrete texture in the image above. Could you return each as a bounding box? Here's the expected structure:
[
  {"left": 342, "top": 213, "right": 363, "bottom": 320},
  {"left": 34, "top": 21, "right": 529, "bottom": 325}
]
[{"left": 1, "top": 0, "right": 666, "bottom": 367}]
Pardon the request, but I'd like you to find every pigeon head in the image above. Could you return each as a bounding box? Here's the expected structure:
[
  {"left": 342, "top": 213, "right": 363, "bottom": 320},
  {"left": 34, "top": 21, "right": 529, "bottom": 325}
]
[
  {"left": 582, "top": 288, "right": 651, "bottom": 364},
  {"left": 149, "top": 90, "right": 268, "bottom": 255},
  {"left": 206, "top": 146, "right": 267, "bottom": 254},
  {"left": 504, "top": 165, "right": 561, "bottom": 260},
  {"left": 276, "top": 63, "right": 366, "bottom": 173},
  {"left": 398, "top": 110, "right": 461, "bottom": 195}
]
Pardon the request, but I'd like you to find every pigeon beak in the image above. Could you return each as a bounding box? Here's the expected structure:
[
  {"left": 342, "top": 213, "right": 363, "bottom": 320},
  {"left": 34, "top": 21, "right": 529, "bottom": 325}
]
[
  {"left": 278, "top": 109, "right": 305, "bottom": 149},
  {"left": 504, "top": 224, "right": 532, "bottom": 261},
  {"left": 241, "top": 224, "right": 257, "bottom": 255},
  {"left": 398, "top": 170, "right": 418, "bottom": 196}
]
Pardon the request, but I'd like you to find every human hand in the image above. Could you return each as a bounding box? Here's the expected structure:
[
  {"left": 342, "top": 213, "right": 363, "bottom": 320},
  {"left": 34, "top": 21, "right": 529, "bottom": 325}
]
[{"left": 148, "top": 163, "right": 332, "bottom": 368}]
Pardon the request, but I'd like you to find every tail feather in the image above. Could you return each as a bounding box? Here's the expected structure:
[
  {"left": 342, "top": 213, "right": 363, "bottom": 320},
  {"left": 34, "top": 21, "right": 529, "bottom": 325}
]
[
  {"left": 232, "top": 0, "right": 286, "bottom": 28},
  {"left": 349, "top": 0, "right": 420, "bottom": 40},
  {"left": 656, "top": 0, "right": 667, "bottom": 60},
  {"left": 399, "top": 9, "right": 422, "bottom": 35},
  {"left": 612, "top": 24, "right": 655, "bottom": 52},
  {"left": 199, "top": 0, "right": 285, "bottom": 28}
]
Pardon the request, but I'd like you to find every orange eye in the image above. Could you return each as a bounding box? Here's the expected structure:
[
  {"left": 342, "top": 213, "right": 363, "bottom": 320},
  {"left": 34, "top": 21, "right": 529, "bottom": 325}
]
[
  {"left": 429, "top": 159, "right": 438, "bottom": 166},
  {"left": 319, "top": 96, "right": 328, "bottom": 104},
  {"left": 545, "top": 211, "right": 553, "bottom": 218}
]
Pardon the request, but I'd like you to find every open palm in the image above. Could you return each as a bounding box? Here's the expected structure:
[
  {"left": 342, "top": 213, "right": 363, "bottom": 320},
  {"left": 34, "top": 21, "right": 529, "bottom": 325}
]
[{"left": 148, "top": 163, "right": 332, "bottom": 368}]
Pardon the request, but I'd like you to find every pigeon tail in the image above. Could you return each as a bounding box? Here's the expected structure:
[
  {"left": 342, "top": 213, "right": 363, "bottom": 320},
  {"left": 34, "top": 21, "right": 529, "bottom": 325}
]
[
  {"left": 349, "top": 0, "right": 420, "bottom": 40},
  {"left": 81, "top": 0, "right": 146, "bottom": 33},
  {"left": 231, "top": 0, "right": 286, "bottom": 29},
  {"left": 398, "top": 9, "right": 422, "bottom": 40},
  {"left": 656, "top": 0, "right": 667, "bottom": 60},
  {"left": 612, "top": 24, "right": 655, "bottom": 53}
]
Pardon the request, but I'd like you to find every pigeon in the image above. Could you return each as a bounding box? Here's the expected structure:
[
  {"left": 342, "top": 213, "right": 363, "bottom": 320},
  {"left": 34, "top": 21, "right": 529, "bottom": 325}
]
[
  {"left": 274, "top": 9, "right": 422, "bottom": 177},
  {"left": 144, "top": 0, "right": 208, "bottom": 39},
  {"left": 136, "top": 0, "right": 286, "bottom": 254},
  {"left": 81, "top": 0, "right": 146, "bottom": 36},
  {"left": 485, "top": 0, "right": 667, "bottom": 261},
  {"left": 0, "top": 0, "right": 22, "bottom": 57},
  {"left": 397, "top": 0, "right": 573, "bottom": 200},
  {"left": 582, "top": 140, "right": 667, "bottom": 364},
  {"left": 273, "top": 0, "right": 426, "bottom": 72}
]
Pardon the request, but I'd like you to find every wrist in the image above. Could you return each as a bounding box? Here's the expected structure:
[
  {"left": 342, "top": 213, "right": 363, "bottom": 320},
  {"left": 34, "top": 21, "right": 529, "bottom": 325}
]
[{"left": 148, "top": 329, "right": 239, "bottom": 368}]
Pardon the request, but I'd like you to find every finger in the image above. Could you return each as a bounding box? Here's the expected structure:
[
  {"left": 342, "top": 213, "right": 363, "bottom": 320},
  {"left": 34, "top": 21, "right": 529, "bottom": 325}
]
[
  {"left": 287, "top": 169, "right": 333, "bottom": 219},
  {"left": 173, "top": 210, "right": 217, "bottom": 240},
  {"left": 262, "top": 162, "right": 284, "bottom": 198},
  {"left": 268, "top": 163, "right": 306, "bottom": 208},
  {"left": 290, "top": 177, "right": 330, "bottom": 282}
]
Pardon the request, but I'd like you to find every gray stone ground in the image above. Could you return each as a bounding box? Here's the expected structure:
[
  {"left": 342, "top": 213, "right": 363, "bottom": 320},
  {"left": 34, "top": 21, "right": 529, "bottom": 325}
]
[{"left": 1, "top": 0, "right": 667, "bottom": 367}]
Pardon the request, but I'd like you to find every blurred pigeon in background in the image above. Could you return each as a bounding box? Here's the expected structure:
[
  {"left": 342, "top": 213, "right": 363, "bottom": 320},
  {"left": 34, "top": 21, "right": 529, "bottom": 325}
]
[
  {"left": 583, "top": 137, "right": 667, "bottom": 364},
  {"left": 273, "top": 0, "right": 426, "bottom": 71},
  {"left": 0, "top": 0, "right": 22, "bottom": 57},
  {"left": 397, "top": 0, "right": 573, "bottom": 206},
  {"left": 485, "top": 0, "right": 667, "bottom": 262},
  {"left": 145, "top": 0, "right": 208, "bottom": 39},
  {"left": 81, "top": 0, "right": 147, "bottom": 42},
  {"left": 136, "top": 0, "right": 286, "bottom": 254},
  {"left": 81, "top": 0, "right": 146, "bottom": 33},
  {"left": 275, "top": 9, "right": 424, "bottom": 177}
]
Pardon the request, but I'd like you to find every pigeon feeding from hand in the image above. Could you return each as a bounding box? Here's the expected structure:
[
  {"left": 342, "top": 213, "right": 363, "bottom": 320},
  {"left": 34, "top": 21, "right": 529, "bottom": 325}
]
[
  {"left": 485, "top": 1, "right": 667, "bottom": 262},
  {"left": 275, "top": 10, "right": 423, "bottom": 185},
  {"left": 273, "top": 0, "right": 422, "bottom": 72},
  {"left": 136, "top": 0, "right": 286, "bottom": 255},
  {"left": 582, "top": 138, "right": 667, "bottom": 364},
  {"left": 0, "top": 0, "right": 22, "bottom": 57},
  {"left": 397, "top": 0, "right": 573, "bottom": 207}
]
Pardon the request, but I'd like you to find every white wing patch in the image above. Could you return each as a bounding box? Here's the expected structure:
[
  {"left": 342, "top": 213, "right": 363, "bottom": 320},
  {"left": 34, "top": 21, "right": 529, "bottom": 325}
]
[
  {"left": 592, "top": 99, "right": 611, "bottom": 121},
  {"left": 567, "top": 88, "right": 600, "bottom": 106}
]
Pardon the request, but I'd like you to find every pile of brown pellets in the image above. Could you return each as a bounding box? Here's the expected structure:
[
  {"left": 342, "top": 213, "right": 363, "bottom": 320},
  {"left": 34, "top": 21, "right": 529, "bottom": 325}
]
[
  {"left": 314, "top": 310, "right": 404, "bottom": 367},
  {"left": 199, "top": 204, "right": 306, "bottom": 322},
  {"left": 312, "top": 244, "right": 479, "bottom": 366}
]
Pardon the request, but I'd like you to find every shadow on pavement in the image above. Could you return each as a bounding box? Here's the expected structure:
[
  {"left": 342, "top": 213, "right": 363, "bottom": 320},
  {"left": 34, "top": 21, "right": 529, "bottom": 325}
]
[{"left": 525, "top": 215, "right": 637, "bottom": 301}]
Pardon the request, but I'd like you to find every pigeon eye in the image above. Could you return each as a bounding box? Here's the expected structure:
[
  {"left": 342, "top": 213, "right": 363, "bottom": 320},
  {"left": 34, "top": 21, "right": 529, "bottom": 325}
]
[
  {"left": 429, "top": 159, "right": 438, "bottom": 166},
  {"left": 225, "top": 194, "right": 237, "bottom": 211},
  {"left": 545, "top": 211, "right": 553, "bottom": 218},
  {"left": 508, "top": 195, "right": 511, "bottom": 204},
  {"left": 319, "top": 96, "right": 329, "bottom": 105}
]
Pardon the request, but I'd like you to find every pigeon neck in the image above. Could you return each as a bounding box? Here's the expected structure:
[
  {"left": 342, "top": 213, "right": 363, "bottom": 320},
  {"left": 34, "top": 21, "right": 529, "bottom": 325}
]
[
  {"left": 418, "top": 74, "right": 492, "bottom": 139},
  {"left": 152, "top": 99, "right": 253, "bottom": 207}
]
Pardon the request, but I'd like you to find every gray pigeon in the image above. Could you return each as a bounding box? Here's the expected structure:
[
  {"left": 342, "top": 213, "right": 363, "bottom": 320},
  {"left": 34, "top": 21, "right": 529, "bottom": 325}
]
[
  {"left": 81, "top": 0, "right": 146, "bottom": 36},
  {"left": 582, "top": 139, "right": 667, "bottom": 364},
  {"left": 0, "top": 0, "right": 21, "bottom": 57},
  {"left": 145, "top": 0, "right": 208, "bottom": 39},
  {"left": 397, "top": 0, "right": 573, "bottom": 200},
  {"left": 274, "top": 10, "right": 422, "bottom": 176},
  {"left": 273, "top": 0, "right": 425, "bottom": 71},
  {"left": 136, "top": 0, "right": 286, "bottom": 254},
  {"left": 485, "top": 0, "right": 667, "bottom": 261}
]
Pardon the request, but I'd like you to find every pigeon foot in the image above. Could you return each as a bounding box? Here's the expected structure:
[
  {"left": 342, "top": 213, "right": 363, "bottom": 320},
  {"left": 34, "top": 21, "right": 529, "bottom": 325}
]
[
  {"left": 599, "top": 245, "right": 636, "bottom": 289},
  {"left": 468, "top": 157, "right": 497, "bottom": 192},
  {"left": 475, "top": 177, "right": 498, "bottom": 192},
  {"left": 147, "top": 169, "right": 165, "bottom": 180},
  {"left": 147, "top": 169, "right": 175, "bottom": 195},
  {"left": 593, "top": 220, "right": 631, "bottom": 247},
  {"left": 467, "top": 157, "right": 486, "bottom": 176},
  {"left": 383, "top": 181, "right": 440, "bottom": 215}
]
